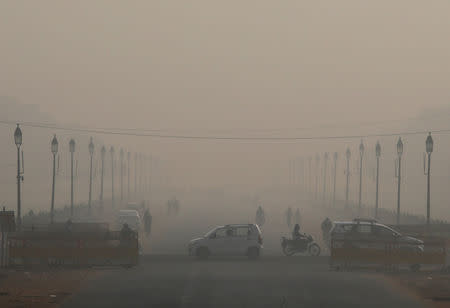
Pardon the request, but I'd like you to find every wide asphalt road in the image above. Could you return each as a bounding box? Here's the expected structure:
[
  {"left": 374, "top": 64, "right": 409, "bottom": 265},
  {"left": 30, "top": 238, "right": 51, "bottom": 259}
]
[{"left": 63, "top": 256, "right": 424, "bottom": 308}]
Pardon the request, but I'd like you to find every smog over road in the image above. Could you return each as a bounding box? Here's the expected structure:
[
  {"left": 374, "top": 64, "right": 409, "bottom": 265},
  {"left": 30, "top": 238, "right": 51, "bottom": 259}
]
[{"left": 1, "top": 1, "right": 450, "bottom": 308}]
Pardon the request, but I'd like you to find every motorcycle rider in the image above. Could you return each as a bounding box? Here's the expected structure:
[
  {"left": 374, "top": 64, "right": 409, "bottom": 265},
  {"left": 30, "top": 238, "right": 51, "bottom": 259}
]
[
  {"left": 281, "top": 223, "right": 321, "bottom": 256},
  {"left": 292, "top": 223, "right": 308, "bottom": 249},
  {"left": 292, "top": 223, "right": 302, "bottom": 239}
]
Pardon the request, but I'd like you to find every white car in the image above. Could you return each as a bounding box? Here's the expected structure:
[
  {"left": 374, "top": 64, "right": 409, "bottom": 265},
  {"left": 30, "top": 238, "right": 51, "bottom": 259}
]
[
  {"left": 330, "top": 219, "right": 424, "bottom": 252},
  {"left": 188, "top": 224, "right": 263, "bottom": 259}
]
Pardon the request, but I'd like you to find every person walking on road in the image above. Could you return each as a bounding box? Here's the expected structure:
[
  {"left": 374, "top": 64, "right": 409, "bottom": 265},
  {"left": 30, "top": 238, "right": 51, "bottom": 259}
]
[
  {"left": 255, "top": 206, "right": 265, "bottom": 227},
  {"left": 294, "top": 208, "right": 301, "bottom": 225},
  {"left": 286, "top": 207, "right": 293, "bottom": 228},
  {"left": 167, "top": 197, "right": 180, "bottom": 216},
  {"left": 321, "top": 217, "right": 332, "bottom": 247},
  {"left": 143, "top": 208, "right": 152, "bottom": 238}
]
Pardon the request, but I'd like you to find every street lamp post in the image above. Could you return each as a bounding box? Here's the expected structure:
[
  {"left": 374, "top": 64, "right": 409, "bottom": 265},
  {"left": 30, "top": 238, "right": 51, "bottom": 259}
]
[
  {"left": 100, "top": 146, "right": 106, "bottom": 206},
  {"left": 345, "top": 148, "right": 351, "bottom": 208},
  {"left": 69, "top": 139, "right": 75, "bottom": 217},
  {"left": 14, "top": 124, "right": 23, "bottom": 229},
  {"left": 148, "top": 155, "right": 152, "bottom": 199},
  {"left": 315, "top": 154, "right": 320, "bottom": 200},
  {"left": 396, "top": 137, "right": 404, "bottom": 225},
  {"left": 50, "top": 135, "right": 58, "bottom": 224},
  {"left": 88, "top": 137, "right": 94, "bottom": 210},
  {"left": 144, "top": 155, "right": 148, "bottom": 196},
  {"left": 333, "top": 152, "right": 338, "bottom": 207},
  {"left": 110, "top": 146, "right": 115, "bottom": 207},
  {"left": 139, "top": 154, "right": 143, "bottom": 194},
  {"left": 288, "top": 160, "right": 292, "bottom": 185},
  {"left": 358, "top": 140, "right": 365, "bottom": 210},
  {"left": 323, "top": 152, "right": 328, "bottom": 203},
  {"left": 307, "top": 156, "right": 312, "bottom": 195},
  {"left": 120, "top": 149, "right": 124, "bottom": 203},
  {"left": 375, "top": 141, "right": 381, "bottom": 219},
  {"left": 301, "top": 157, "right": 305, "bottom": 192},
  {"left": 425, "top": 133, "right": 433, "bottom": 226},
  {"left": 127, "top": 152, "right": 130, "bottom": 200},
  {"left": 134, "top": 152, "right": 138, "bottom": 197}
]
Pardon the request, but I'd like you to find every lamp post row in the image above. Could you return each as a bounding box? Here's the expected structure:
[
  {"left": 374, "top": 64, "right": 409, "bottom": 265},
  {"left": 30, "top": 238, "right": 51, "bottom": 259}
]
[
  {"left": 302, "top": 134, "right": 434, "bottom": 225},
  {"left": 12, "top": 124, "right": 434, "bottom": 225},
  {"left": 13, "top": 124, "right": 152, "bottom": 225}
]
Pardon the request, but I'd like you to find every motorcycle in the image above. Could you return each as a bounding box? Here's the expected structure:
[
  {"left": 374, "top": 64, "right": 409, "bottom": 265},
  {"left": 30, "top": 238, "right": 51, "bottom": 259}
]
[{"left": 281, "top": 234, "right": 321, "bottom": 256}]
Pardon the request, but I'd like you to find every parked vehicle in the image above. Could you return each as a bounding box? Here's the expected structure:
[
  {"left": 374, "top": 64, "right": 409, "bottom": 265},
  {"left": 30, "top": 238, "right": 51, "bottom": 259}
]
[
  {"left": 330, "top": 219, "right": 425, "bottom": 271},
  {"left": 330, "top": 218, "right": 424, "bottom": 253},
  {"left": 281, "top": 234, "right": 321, "bottom": 256},
  {"left": 188, "top": 224, "right": 263, "bottom": 260}
]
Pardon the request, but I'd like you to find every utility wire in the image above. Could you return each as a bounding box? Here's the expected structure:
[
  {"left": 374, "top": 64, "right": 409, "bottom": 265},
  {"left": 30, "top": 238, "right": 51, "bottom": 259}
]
[
  {"left": 0, "top": 119, "right": 444, "bottom": 142},
  {"left": 1, "top": 118, "right": 406, "bottom": 134}
]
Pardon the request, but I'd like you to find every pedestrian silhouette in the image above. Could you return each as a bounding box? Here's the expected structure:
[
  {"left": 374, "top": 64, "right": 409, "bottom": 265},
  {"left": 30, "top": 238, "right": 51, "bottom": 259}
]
[
  {"left": 286, "top": 207, "right": 293, "bottom": 228},
  {"left": 144, "top": 208, "right": 152, "bottom": 237},
  {"left": 255, "top": 206, "right": 265, "bottom": 227},
  {"left": 294, "top": 208, "right": 301, "bottom": 225}
]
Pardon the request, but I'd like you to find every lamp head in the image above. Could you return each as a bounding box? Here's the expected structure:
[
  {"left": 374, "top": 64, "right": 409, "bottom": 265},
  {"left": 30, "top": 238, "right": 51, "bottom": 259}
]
[
  {"left": 359, "top": 140, "right": 364, "bottom": 156},
  {"left": 397, "top": 137, "right": 404, "bottom": 156},
  {"left": 51, "top": 135, "right": 58, "bottom": 155},
  {"left": 14, "top": 124, "right": 22, "bottom": 147},
  {"left": 346, "top": 148, "right": 351, "bottom": 159},
  {"left": 69, "top": 139, "right": 75, "bottom": 153},
  {"left": 101, "top": 146, "right": 106, "bottom": 158},
  {"left": 426, "top": 133, "right": 433, "bottom": 154},
  {"left": 375, "top": 141, "right": 381, "bottom": 157},
  {"left": 88, "top": 137, "right": 94, "bottom": 155}
]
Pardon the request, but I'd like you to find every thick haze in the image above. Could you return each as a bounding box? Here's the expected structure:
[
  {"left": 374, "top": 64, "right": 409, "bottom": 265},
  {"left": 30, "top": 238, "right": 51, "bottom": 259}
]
[{"left": 1, "top": 1, "right": 450, "bottom": 219}]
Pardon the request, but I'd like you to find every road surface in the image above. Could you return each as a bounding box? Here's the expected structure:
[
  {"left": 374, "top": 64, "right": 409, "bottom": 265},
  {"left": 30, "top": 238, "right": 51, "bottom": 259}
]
[{"left": 63, "top": 256, "right": 424, "bottom": 308}]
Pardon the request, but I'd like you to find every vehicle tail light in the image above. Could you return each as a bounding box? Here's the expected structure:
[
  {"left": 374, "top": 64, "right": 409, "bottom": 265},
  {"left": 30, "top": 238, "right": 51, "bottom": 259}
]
[{"left": 258, "top": 235, "right": 263, "bottom": 245}]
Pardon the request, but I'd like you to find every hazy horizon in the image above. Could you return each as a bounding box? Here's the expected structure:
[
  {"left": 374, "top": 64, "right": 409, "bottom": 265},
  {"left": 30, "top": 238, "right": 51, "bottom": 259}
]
[{"left": 1, "top": 1, "right": 450, "bottom": 221}]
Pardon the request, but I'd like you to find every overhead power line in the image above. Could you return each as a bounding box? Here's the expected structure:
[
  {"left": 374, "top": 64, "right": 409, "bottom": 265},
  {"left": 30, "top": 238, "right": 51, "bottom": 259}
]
[{"left": 0, "top": 119, "right": 445, "bottom": 142}]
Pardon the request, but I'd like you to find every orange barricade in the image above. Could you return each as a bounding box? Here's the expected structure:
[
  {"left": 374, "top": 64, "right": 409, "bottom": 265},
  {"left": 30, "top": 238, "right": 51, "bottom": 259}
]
[{"left": 7, "top": 230, "right": 139, "bottom": 267}]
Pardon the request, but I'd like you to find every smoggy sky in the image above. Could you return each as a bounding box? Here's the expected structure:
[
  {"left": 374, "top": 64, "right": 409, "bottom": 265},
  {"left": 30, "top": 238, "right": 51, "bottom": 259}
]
[
  {"left": 1, "top": 1, "right": 450, "bottom": 131},
  {"left": 1, "top": 1, "right": 450, "bottom": 219}
]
